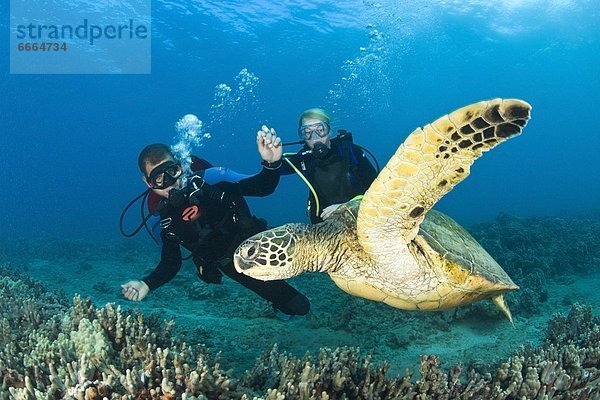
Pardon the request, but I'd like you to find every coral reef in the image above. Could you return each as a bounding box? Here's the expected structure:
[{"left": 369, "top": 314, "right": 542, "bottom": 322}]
[
  {"left": 1, "top": 273, "right": 241, "bottom": 400},
  {"left": 1, "top": 268, "right": 598, "bottom": 400},
  {"left": 244, "top": 303, "right": 599, "bottom": 399}
]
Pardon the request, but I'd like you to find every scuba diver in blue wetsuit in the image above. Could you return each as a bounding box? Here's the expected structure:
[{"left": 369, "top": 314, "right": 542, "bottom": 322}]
[
  {"left": 280, "top": 108, "right": 379, "bottom": 224},
  {"left": 119, "top": 127, "right": 310, "bottom": 318}
]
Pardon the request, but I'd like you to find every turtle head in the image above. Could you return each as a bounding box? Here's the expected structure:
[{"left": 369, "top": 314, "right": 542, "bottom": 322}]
[{"left": 234, "top": 223, "right": 306, "bottom": 281}]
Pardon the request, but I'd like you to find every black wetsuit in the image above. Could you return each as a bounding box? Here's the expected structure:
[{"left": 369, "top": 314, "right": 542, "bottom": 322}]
[
  {"left": 142, "top": 165, "right": 310, "bottom": 316},
  {"left": 281, "top": 137, "right": 378, "bottom": 224}
]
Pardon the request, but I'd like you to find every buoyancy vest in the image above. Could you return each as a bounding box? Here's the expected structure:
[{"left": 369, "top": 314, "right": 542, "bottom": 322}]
[{"left": 300, "top": 136, "right": 370, "bottom": 222}]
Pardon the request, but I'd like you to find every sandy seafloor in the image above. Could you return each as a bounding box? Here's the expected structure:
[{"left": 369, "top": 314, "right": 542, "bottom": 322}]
[{"left": 2, "top": 213, "right": 599, "bottom": 378}]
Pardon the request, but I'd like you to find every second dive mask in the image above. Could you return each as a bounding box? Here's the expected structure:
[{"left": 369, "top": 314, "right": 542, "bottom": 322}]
[{"left": 298, "top": 121, "right": 330, "bottom": 140}]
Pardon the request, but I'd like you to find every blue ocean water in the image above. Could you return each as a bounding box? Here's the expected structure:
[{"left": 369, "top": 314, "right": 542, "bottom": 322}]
[{"left": 1, "top": 0, "right": 599, "bottom": 241}]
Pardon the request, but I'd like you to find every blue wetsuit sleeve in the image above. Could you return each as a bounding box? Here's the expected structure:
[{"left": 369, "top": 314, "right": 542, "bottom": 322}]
[{"left": 203, "top": 167, "right": 251, "bottom": 184}]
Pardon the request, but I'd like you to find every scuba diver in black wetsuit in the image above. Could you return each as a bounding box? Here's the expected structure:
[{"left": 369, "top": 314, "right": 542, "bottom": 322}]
[
  {"left": 120, "top": 127, "right": 310, "bottom": 317},
  {"left": 280, "top": 108, "right": 379, "bottom": 224}
]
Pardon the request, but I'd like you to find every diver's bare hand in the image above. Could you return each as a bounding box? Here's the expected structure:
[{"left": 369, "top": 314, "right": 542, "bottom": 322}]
[
  {"left": 257, "top": 125, "right": 282, "bottom": 163},
  {"left": 121, "top": 280, "right": 150, "bottom": 301}
]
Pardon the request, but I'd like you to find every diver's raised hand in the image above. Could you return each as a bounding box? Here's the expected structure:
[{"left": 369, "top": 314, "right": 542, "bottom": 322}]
[
  {"left": 121, "top": 280, "right": 150, "bottom": 301},
  {"left": 257, "top": 125, "right": 282, "bottom": 164}
]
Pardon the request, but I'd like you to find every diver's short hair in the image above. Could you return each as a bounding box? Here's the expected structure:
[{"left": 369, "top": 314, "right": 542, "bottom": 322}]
[
  {"left": 138, "top": 143, "right": 174, "bottom": 173},
  {"left": 298, "top": 108, "right": 331, "bottom": 127}
]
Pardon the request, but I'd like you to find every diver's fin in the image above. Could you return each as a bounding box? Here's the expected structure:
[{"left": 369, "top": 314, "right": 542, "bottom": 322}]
[{"left": 492, "top": 294, "right": 514, "bottom": 327}]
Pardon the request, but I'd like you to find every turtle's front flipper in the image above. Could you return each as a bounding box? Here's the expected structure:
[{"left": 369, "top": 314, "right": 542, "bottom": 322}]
[{"left": 357, "top": 99, "right": 531, "bottom": 262}]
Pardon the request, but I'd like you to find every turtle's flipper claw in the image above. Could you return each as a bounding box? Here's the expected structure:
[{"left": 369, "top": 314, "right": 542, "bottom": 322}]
[{"left": 492, "top": 294, "right": 515, "bottom": 327}]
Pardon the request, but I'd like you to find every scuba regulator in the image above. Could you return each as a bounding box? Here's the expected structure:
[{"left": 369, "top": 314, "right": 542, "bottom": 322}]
[
  {"left": 167, "top": 175, "right": 235, "bottom": 211},
  {"left": 309, "top": 129, "right": 355, "bottom": 159},
  {"left": 311, "top": 142, "right": 330, "bottom": 159}
]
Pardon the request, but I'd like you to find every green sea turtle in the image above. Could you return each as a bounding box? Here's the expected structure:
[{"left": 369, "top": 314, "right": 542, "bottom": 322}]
[{"left": 234, "top": 98, "right": 531, "bottom": 324}]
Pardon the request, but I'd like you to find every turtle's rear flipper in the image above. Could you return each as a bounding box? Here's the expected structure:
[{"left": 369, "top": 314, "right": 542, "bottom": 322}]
[{"left": 492, "top": 294, "right": 515, "bottom": 327}]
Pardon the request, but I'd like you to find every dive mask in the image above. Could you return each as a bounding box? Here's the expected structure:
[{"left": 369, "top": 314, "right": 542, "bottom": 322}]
[
  {"left": 146, "top": 160, "right": 183, "bottom": 189},
  {"left": 298, "top": 121, "right": 330, "bottom": 140}
]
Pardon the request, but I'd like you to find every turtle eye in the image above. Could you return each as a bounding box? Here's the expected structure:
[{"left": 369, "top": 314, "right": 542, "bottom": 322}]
[{"left": 242, "top": 242, "right": 259, "bottom": 259}]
